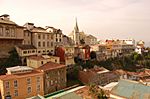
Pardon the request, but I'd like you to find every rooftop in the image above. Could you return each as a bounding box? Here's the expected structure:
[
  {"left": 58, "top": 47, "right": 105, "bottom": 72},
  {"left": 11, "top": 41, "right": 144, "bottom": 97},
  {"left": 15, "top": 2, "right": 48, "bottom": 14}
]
[
  {"left": 111, "top": 79, "right": 150, "bottom": 99},
  {"left": 6, "top": 66, "right": 33, "bottom": 72},
  {"left": 16, "top": 45, "right": 36, "bottom": 50},
  {"left": 37, "top": 61, "right": 66, "bottom": 71},
  {"left": 0, "top": 70, "right": 42, "bottom": 81},
  {"left": 28, "top": 55, "right": 59, "bottom": 61}
]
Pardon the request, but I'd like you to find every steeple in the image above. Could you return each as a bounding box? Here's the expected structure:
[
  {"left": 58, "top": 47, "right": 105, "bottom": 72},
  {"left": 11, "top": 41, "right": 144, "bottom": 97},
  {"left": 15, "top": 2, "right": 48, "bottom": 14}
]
[{"left": 74, "top": 17, "right": 79, "bottom": 33}]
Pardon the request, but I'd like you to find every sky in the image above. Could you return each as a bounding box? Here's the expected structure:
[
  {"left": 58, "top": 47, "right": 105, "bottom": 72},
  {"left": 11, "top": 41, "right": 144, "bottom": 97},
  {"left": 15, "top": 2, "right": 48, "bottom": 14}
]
[{"left": 0, "top": 0, "right": 150, "bottom": 46}]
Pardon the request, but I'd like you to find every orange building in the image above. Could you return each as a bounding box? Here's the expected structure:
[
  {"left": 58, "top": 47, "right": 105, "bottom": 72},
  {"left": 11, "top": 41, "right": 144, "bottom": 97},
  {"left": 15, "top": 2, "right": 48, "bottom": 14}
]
[{"left": 0, "top": 66, "right": 44, "bottom": 99}]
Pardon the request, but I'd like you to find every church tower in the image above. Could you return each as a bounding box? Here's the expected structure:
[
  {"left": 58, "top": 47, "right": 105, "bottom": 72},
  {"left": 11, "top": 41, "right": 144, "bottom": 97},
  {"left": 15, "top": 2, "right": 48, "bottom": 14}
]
[{"left": 74, "top": 18, "right": 80, "bottom": 45}]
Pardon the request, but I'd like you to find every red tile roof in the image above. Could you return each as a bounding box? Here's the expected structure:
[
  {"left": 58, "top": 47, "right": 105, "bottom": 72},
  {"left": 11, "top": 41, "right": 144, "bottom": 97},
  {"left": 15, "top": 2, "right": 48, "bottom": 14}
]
[
  {"left": 37, "top": 62, "right": 66, "bottom": 71},
  {"left": 0, "top": 70, "right": 43, "bottom": 81}
]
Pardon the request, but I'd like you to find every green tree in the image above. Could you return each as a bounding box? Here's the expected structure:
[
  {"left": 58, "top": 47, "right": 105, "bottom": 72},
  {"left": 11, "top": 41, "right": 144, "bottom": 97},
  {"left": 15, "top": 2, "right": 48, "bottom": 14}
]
[
  {"left": 90, "top": 51, "right": 97, "bottom": 59},
  {"left": 4, "top": 48, "right": 22, "bottom": 67}
]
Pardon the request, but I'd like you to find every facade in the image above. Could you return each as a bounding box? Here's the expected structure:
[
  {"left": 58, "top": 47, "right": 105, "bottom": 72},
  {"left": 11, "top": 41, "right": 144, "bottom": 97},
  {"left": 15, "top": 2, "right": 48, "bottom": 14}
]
[
  {"left": 105, "top": 39, "right": 135, "bottom": 58},
  {"left": 15, "top": 45, "right": 37, "bottom": 65},
  {"left": 78, "top": 66, "right": 119, "bottom": 86},
  {"left": 24, "top": 23, "right": 55, "bottom": 55},
  {"left": 85, "top": 34, "right": 97, "bottom": 45},
  {"left": 27, "top": 55, "right": 60, "bottom": 68},
  {"left": 0, "top": 66, "right": 44, "bottom": 99},
  {"left": 63, "top": 35, "right": 75, "bottom": 46},
  {"left": 69, "top": 19, "right": 97, "bottom": 45},
  {"left": 74, "top": 45, "right": 91, "bottom": 60},
  {"left": 45, "top": 26, "right": 63, "bottom": 46},
  {"left": 0, "top": 14, "right": 24, "bottom": 58},
  {"left": 37, "top": 62, "right": 67, "bottom": 95},
  {"left": 23, "top": 28, "right": 32, "bottom": 45}
]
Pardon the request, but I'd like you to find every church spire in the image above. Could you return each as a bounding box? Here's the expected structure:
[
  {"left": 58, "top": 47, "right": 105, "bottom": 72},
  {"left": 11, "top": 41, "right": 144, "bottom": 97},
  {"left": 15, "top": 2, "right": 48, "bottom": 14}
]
[{"left": 74, "top": 17, "right": 79, "bottom": 33}]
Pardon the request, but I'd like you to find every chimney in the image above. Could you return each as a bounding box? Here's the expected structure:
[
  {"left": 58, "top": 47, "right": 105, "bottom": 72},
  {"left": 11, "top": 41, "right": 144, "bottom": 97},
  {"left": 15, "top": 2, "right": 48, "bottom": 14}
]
[
  {"left": 24, "top": 22, "right": 34, "bottom": 30},
  {"left": 0, "top": 14, "right": 10, "bottom": 20}
]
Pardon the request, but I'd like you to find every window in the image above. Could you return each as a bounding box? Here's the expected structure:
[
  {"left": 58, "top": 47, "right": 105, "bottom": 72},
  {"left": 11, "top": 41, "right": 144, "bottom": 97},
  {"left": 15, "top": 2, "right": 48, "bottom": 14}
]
[
  {"left": 56, "top": 38, "right": 58, "bottom": 42},
  {"left": 51, "top": 35, "right": 53, "bottom": 39},
  {"left": 14, "top": 80, "right": 18, "bottom": 88},
  {"left": 37, "top": 85, "right": 40, "bottom": 92},
  {"left": 14, "top": 90, "right": 18, "bottom": 96},
  {"left": 6, "top": 91, "right": 10, "bottom": 96},
  {"left": 5, "top": 81, "right": 9, "bottom": 89},
  {"left": 38, "top": 51, "right": 41, "bottom": 53},
  {"left": 38, "top": 42, "right": 41, "bottom": 47},
  {"left": 5, "top": 27, "right": 10, "bottom": 37},
  {"left": 27, "top": 78, "right": 31, "bottom": 85},
  {"left": 11, "top": 28, "right": 15, "bottom": 37},
  {"left": 43, "top": 34, "right": 45, "bottom": 39},
  {"left": 32, "top": 50, "right": 35, "bottom": 53},
  {"left": 51, "top": 80, "right": 53, "bottom": 85},
  {"left": 37, "top": 77, "right": 40, "bottom": 84},
  {"left": 23, "top": 51, "right": 27, "bottom": 54},
  {"left": 55, "top": 60, "right": 57, "bottom": 63},
  {"left": 51, "top": 42, "right": 53, "bottom": 47},
  {"left": 43, "top": 42, "right": 45, "bottom": 47},
  {"left": 41, "top": 61, "right": 43, "bottom": 65},
  {"left": 27, "top": 87, "right": 31, "bottom": 93},
  {"left": 47, "top": 42, "right": 49, "bottom": 47},
  {"left": 47, "top": 34, "right": 49, "bottom": 39},
  {"left": 60, "top": 39, "right": 61, "bottom": 42},
  {"left": 0, "top": 26, "right": 3, "bottom": 36},
  {"left": 59, "top": 34, "right": 61, "bottom": 37},
  {"left": 38, "top": 34, "right": 41, "bottom": 39}
]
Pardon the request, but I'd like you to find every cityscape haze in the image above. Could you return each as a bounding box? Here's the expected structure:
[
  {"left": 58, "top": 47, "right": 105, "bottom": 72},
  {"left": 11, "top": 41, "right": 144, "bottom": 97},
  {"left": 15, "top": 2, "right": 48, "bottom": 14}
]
[{"left": 0, "top": 0, "right": 150, "bottom": 46}]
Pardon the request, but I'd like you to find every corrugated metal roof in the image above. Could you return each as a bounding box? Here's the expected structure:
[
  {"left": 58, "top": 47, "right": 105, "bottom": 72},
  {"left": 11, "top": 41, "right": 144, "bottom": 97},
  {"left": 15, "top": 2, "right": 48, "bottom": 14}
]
[{"left": 111, "top": 79, "right": 150, "bottom": 99}]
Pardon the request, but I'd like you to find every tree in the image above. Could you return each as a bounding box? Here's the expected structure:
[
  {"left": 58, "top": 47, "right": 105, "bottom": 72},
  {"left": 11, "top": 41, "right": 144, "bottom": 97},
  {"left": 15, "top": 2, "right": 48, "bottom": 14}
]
[
  {"left": 4, "top": 48, "right": 22, "bottom": 67},
  {"left": 88, "top": 84, "right": 108, "bottom": 99},
  {"left": 90, "top": 51, "right": 97, "bottom": 59},
  {"left": 80, "top": 39, "right": 85, "bottom": 45}
]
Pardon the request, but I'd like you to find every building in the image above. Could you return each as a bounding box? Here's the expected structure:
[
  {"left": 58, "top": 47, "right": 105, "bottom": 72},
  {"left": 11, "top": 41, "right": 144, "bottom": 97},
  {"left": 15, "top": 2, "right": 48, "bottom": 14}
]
[
  {"left": 68, "top": 18, "right": 97, "bottom": 45},
  {"left": 63, "top": 35, "right": 75, "bottom": 46},
  {"left": 55, "top": 46, "right": 75, "bottom": 65},
  {"left": 115, "top": 69, "right": 150, "bottom": 83},
  {"left": 85, "top": 34, "right": 97, "bottom": 45},
  {"left": 27, "top": 55, "right": 60, "bottom": 68},
  {"left": 0, "top": 14, "right": 24, "bottom": 58},
  {"left": 0, "top": 66, "right": 44, "bottom": 99},
  {"left": 16, "top": 23, "right": 60, "bottom": 65},
  {"left": 105, "top": 39, "right": 135, "bottom": 58},
  {"left": 15, "top": 45, "right": 37, "bottom": 65},
  {"left": 24, "top": 23, "right": 55, "bottom": 55},
  {"left": 110, "top": 79, "right": 150, "bottom": 99},
  {"left": 78, "top": 66, "right": 119, "bottom": 86},
  {"left": 37, "top": 62, "right": 67, "bottom": 95}
]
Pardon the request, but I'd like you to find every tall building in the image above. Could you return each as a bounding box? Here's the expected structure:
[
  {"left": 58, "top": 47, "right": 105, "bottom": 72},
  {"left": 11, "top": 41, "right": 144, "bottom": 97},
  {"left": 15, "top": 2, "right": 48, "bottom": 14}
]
[
  {"left": 69, "top": 18, "right": 80, "bottom": 45},
  {"left": 0, "top": 14, "right": 24, "bottom": 58},
  {"left": 69, "top": 18, "right": 97, "bottom": 45}
]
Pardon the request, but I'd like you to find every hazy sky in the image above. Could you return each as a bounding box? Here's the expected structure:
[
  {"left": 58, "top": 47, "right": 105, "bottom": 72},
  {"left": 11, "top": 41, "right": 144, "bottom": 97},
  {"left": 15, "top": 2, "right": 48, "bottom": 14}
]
[{"left": 0, "top": 0, "right": 150, "bottom": 46}]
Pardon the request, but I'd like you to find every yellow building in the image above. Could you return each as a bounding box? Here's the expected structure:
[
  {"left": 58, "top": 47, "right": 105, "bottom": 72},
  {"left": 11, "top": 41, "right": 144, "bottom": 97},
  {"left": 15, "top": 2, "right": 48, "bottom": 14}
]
[
  {"left": 0, "top": 14, "right": 24, "bottom": 58},
  {"left": 27, "top": 55, "right": 60, "bottom": 68},
  {"left": 0, "top": 66, "right": 44, "bottom": 99}
]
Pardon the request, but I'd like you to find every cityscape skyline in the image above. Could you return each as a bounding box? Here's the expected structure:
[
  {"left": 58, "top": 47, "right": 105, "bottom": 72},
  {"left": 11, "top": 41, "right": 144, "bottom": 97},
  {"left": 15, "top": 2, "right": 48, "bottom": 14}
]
[{"left": 0, "top": 0, "right": 150, "bottom": 46}]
